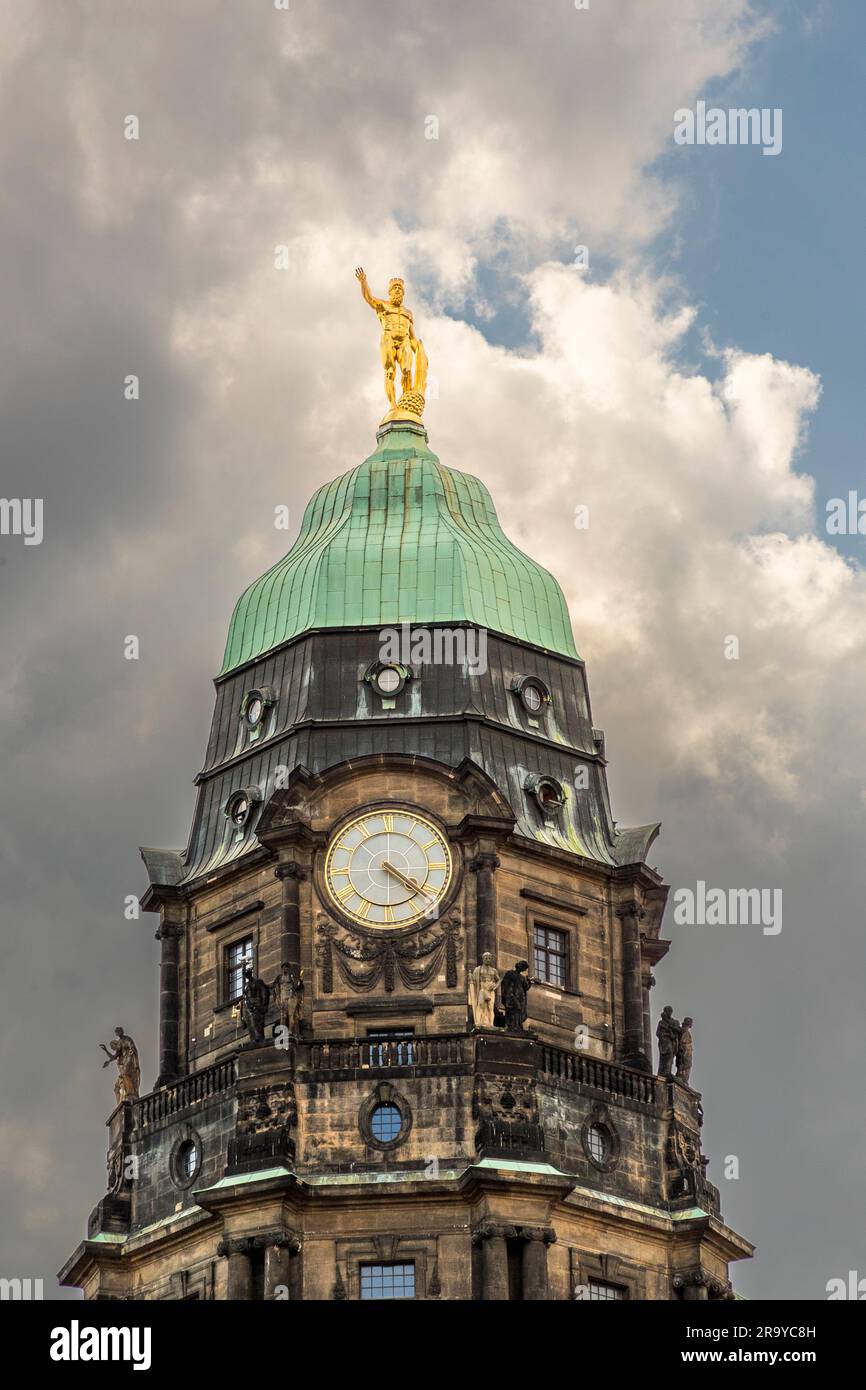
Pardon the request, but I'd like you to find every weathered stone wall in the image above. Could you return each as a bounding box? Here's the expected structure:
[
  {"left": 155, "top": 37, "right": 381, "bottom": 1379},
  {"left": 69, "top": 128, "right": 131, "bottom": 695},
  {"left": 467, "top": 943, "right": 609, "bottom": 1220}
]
[{"left": 131, "top": 1092, "right": 236, "bottom": 1231}]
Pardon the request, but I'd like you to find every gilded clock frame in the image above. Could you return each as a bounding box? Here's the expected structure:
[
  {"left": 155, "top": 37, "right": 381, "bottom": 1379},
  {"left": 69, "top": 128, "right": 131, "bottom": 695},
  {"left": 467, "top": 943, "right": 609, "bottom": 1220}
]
[{"left": 318, "top": 802, "right": 461, "bottom": 937}]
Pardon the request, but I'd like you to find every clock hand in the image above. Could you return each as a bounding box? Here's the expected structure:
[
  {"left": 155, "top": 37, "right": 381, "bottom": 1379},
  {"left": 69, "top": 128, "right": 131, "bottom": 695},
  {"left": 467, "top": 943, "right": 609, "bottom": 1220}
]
[{"left": 381, "top": 860, "right": 436, "bottom": 898}]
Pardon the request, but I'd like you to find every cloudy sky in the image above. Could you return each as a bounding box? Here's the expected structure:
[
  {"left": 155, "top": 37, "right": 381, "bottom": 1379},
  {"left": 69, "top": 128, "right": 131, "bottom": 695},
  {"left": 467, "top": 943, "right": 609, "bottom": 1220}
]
[{"left": 1, "top": 0, "right": 863, "bottom": 1301}]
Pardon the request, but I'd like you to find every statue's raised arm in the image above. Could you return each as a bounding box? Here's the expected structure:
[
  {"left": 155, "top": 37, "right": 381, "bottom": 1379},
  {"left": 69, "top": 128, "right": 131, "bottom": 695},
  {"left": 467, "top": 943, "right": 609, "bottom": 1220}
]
[
  {"left": 355, "top": 267, "right": 385, "bottom": 314},
  {"left": 354, "top": 266, "right": 428, "bottom": 425}
]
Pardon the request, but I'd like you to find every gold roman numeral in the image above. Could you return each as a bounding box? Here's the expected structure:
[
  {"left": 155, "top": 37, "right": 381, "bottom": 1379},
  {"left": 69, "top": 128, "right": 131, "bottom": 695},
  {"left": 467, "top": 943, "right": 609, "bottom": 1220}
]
[
  {"left": 355, "top": 899, "right": 371, "bottom": 920},
  {"left": 335, "top": 884, "right": 354, "bottom": 903},
  {"left": 381, "top": 813, "right": 394, "bottom": 832}
]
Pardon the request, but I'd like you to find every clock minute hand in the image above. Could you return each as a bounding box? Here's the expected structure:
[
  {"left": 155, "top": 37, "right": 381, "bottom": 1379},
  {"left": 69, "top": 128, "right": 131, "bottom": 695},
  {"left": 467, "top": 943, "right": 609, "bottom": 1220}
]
[{"left": 381, "top": 860, "right": 436, "bottom": 898}]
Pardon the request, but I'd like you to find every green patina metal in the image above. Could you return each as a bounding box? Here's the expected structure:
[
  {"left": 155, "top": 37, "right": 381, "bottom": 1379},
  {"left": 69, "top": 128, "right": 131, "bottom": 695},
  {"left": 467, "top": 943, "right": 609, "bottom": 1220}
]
[{"left": 220, "top": 424, "right": 578, "bottom": 674}]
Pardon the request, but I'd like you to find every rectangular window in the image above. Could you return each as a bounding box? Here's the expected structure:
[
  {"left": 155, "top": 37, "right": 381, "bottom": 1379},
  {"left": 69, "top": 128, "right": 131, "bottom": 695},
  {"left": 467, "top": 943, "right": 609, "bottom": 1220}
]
[
  {"left": 225, "top": 936, "right": 253, "bottom": 1002},
  {"left": 365, "top": 1029, "right": 415, "bottom": 1067},
  {"left": 587, "top": 1280, "right": 627, "bottom": 1301},
  {"left": 359, "top": 1262, "right": 416, "bottom": 1300},
  {"left": 533, "top": 925, "right": 568, "bottom": 988}
]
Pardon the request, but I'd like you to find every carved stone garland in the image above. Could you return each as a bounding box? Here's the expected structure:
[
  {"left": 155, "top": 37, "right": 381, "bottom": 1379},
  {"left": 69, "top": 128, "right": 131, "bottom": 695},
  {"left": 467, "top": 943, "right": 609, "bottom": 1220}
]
[{"left": 316, "top": 913, "right": 462, "bottom": 994}]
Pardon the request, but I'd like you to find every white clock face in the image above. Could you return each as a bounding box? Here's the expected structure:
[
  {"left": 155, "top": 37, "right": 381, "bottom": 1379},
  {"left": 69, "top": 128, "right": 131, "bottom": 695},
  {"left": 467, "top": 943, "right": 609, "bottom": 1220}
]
[{"left": 324, "top": 809, "right": 453, "bottom": 928}]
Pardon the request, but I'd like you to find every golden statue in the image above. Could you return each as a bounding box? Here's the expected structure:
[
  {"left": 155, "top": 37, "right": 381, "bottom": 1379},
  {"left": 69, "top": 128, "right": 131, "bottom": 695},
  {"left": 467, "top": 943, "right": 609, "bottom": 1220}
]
[{"left": 355, "top": 267, "right": 428, "bottom": 424}]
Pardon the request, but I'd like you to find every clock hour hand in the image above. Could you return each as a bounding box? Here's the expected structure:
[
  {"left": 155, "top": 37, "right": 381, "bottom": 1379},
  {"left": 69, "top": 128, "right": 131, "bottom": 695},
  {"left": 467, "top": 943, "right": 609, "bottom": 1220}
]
[{"left": 381, "top": 859, "right": 436, "bottom": 898}]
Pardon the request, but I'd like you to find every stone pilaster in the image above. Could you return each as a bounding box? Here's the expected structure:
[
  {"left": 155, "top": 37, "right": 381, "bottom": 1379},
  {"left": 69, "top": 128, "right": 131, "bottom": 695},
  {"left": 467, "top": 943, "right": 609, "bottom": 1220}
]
[
  {"left": 616, "top": 901, "right": 649, "bottom": 1071},
  {"left": 155, "top": 917, "right": 184, "bottom": 1086},
  {"left": 472, "top": 1223, "right": 509, "bottom": 1300},
  {"left": 264, "top": 1234, "right": 301, "bottom": 1299},
  {"left": 274, "top": 860, "right": 307, "bottom": 977},
  {"left": 217, "top": 1237, "right": 254, "bottom": 1300},
  {"left": 521, "top": 1227, "right": 556, "bottom": 1300},
  {"left": 468, "top": 851, "right": 501, "bottom": 962}
]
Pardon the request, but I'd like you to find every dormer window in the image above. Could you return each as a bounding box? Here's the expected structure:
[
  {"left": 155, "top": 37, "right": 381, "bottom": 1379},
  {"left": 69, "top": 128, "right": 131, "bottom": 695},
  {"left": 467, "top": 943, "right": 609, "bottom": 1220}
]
[
  {"left": 374, "top": 665, "right": 402, "bottom": 696},
  {"left": 511, "top": 675, "right": 551, "bottom": 719},
  {"left": 525, "top": 773, "right": 566, "bottom": 820},
  {"left": 239, "top": 687, "right": 275, "bottom": 738},
  {"left": 364, "top": 661, "right": 411, "bottom": 705},
  {"left": 224, "top": 786, "right": 261, "bottom": 832}
]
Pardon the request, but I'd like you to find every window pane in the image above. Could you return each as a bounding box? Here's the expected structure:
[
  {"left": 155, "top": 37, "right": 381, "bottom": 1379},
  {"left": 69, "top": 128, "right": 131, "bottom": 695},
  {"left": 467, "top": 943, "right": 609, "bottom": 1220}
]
[
  {"left": 360, "top": 1262, "right": 416, "bottom": 1300},
  {"left": 587, "top": 1124, "right": 608, "bottom": 1163},
  {"left": 532, "top": 926, "right": 567, "bottom": 987},
  {"left": 587, "top": 1280, "right": 626, "bottom": 1300},
  {"left": 180, "top": 1141, "right": 198, "bottom": 1178},
  {"left": 226, "top": 937, "right": 253, "bottom": 1000},
  {"left": 370, "top": 1103, "right": 402, "bottom": 1143}
]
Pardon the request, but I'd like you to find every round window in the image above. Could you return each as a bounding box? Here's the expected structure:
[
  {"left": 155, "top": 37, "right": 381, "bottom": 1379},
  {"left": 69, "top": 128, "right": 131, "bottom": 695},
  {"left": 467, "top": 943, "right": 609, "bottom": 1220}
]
[
  {"left": 245, "top": 695, "right": 264, "bottom": 727},
  {"left": 514, "top": 677, "right": 551, "bottom": 715},
  {"left": 369, "top": 1102, "right": 402, "bottom": 1144},
  {"left": 374, "top": 665, "right": 402, "bottom": 696},
  {"left": 179, "top": 1138, "right": 199, "bottom": 1180},
  {"left": 171, "top": 1132, "right": 202, "bottom": 1188},
  {"left": 587, "top": 1124, "right": 608, "bottom": 1165},
  {"left": 229, "top": 792, "right": 250, "bottom": 826}
]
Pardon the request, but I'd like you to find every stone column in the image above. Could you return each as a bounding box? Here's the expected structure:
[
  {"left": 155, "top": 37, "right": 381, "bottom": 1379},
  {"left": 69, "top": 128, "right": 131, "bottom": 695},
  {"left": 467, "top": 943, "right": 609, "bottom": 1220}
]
[
  {"left": 469, "top": 852, "right": 501, "bottom": 963},
  {"left": 616, "top": 902, "right": 649, "bottom": 1071},
  {"left": 218, "top": 1238, "right": 253, "bottom": 1300},
  {"left": 522, "top": 1229, "right": 555, "bottom": 1300},
  {"left": 155, "top": 920, "right": 183, "bottom": 1087},
  {"left": 264, "top": 1235, "right": 300, "bottom": 1299},
  {"left": 682, "top": 1276, "right": 708, "bottom": 1300},
  {"left": 473, "top": 1224, "right": 508, "bottom": 1300},
  {"left": 274, "top": 861, "right": 306, "bottom": 976}
]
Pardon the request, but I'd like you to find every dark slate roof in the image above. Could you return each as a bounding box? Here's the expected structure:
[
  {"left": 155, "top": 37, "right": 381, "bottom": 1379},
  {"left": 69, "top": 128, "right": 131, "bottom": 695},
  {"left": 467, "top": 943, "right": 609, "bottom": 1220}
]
[{"left": 141, "top": 628, "right": 660, "bottom": 890}]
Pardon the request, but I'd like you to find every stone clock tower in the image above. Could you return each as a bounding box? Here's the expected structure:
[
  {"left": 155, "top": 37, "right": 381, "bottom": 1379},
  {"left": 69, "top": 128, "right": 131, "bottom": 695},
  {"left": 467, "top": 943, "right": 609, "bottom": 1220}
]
[{"left": 60, "top": 298, "right": 752, "bottom": 1300}]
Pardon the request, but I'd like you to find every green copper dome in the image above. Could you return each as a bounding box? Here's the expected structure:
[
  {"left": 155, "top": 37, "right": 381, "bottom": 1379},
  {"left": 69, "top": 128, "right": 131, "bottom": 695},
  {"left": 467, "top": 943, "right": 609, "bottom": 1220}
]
[{"left": 220, "top": 424, "right": 578, "bottom": 674}]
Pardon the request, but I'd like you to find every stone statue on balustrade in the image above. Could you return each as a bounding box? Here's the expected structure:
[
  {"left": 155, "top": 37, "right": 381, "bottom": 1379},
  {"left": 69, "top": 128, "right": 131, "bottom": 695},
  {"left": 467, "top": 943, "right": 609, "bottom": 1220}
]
[
  {"left": 656, "top": 1005, "right": 681, "bottom": 1078},
  {"left": 468, "top": 952, "right": 500, "bottom": 1030},
  {"left": 500, "top": 960, "right": 533, "bottom": 1032},
  {"left": 271, "top": 962, "right": 304, "bottom": 1041},
  {"left": 676, "top": 1016, "right": 694, "bottom": 1087},
  {"left": 100, "top": 1027, "right": 141, "bottom": 1107},
  {"left": 241, "top": 968, "right": 271, "bottom": 1046}
]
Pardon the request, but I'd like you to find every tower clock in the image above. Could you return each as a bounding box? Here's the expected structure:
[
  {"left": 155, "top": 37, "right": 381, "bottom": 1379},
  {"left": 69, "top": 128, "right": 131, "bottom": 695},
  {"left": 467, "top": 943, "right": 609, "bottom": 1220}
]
[{"left": 323, "top": 808, "right": 452, "bottom": 927}]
